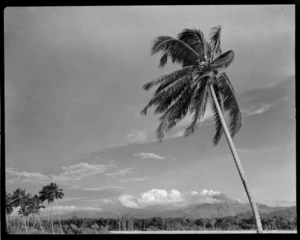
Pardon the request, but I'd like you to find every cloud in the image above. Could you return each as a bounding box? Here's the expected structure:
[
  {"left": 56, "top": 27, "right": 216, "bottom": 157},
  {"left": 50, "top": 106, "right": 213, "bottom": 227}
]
[
  {"left": 55, "top": 162, "right": 113, "bottom": 181},
  {"left": 6, "top": 167, "right": 50, "bottom": 184},
  {"left": 259, "top": 199, "right": 296, "bottom": 207},
  {"left": 242, "top": 103, "right": 272, "bottom": 116},
  {"left": 120, "top": 176, "right": 150, "bottom": 183},
  {"left": 43, "top": 205, "right": 103, "bottom": 215},
  {"left": 126, "top": 130, "right": 149, "bottom": 143},
  {"left": 118, "top": 195, "right": 142, "bottom": 209},
  {"left": 9, "top": 205, "right": 102, "bottom": 216},
  {"left": 6, "top": 162, "right": 130, "bottom": 191},
  {"left": 127, "top": 106, "right": 141, "bottom": 118},
  {"left": 59, "top": 196, "right": 89, "bottom": 202},
  {"left": 105, "top": 168, "right": 133, "bottom": 178},
  {"left": 200, "top": 189, "right": 221, "bottom": 196},
  {"left": 77, "top": 198, "right": 115, "bottom": 205},
  {"left": 70, "top": 185, "right": 124, "bottom": 192},
  {"left": 118, "top": 188, "right": 221, "bottom": 209},
  {"left": 133, "top": 152, "right": 165, "bottom": 160}
]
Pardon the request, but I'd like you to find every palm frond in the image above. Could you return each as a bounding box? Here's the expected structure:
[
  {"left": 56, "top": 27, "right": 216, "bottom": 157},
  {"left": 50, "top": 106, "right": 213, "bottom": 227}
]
[
  {"left": 209, "top": 25, "right": 222, "bottom": 59},
  {"left": 214, "top": 81, "right": 224, "bottom": 112},
  {"left": 153, "top": 77, "right": 190, "bottom": 114},
  {"left": 151, "top": 36, "right": 199, "bottom": 66},
  {"left": 219, "top": 72, "right": 235, "bottom": 93},
  {"left": 178, "top": 28, "right": 208, "bottom": 61},
  {"left": 141, "top": 76, "right": 190, "bottom": 116},
  {"left": 142, "top": 66, "right": 194, "bottom": 91},
  {"left": 159, "top": 51, "right": 169, "bottom": 68},
  {"left": 210, "top": 83, "right": 225, "bottom": 146},
  {"left": 156, "top": 84, "right": 196, "bottom": 141},
  {"left": 205, "top": 40, "right": 212, "bottom": 62},
  {"left": 218, "top": 73, "right": 241, "bottom": 138},
  {"left": 151, "top": 36, "right": 173, "bottom": 54},
  {"left": 211, "top": 50, "right": 234, "bottom": 70},
  {"left": 184, "top": 76, "right": 210, "bottom": 137}
]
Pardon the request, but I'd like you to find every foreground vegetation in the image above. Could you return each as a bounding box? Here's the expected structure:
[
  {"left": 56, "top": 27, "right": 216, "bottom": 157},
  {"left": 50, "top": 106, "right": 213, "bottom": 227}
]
[{"left": 6, "top": 214, "right": 297, "bottom": 234}]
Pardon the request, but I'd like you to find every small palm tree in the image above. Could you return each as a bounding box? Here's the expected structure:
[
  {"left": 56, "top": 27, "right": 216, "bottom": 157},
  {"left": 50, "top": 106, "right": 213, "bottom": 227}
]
[
  {"left": 11, "top": 189, "right": 31, "bottom": 232},
  {"left": 39, "top": 183, "right": 64, "bottom": 234},
  {"left": 26, "top": 195, "right": 45, "bottom": 232},
  {"left": 5, "top": 192, "right": 13, "bottom": 230},
  {"left": 141, "top": 26, "right": 263, "bottom": 233}
]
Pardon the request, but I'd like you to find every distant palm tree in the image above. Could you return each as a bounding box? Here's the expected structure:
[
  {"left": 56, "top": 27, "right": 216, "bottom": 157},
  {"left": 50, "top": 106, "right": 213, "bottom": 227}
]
[
  {"left": 39, "top": 183, "right": 64, "bottom": 234},
  {"left": 5, "top": 192, "right": 13, "bottom": 229},
  {"left": 11, "top": 189, "right": 31, "bottom": 232},
  {"left": 141, "top": 26, "right": 263, "bottom": 233},
  {"left": 26, "top": 195, "right": 45, "bottom": 232}
]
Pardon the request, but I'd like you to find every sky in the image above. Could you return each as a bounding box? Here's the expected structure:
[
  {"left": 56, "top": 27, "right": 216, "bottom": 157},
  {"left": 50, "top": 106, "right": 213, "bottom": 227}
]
[{"left": 4, "top": 5, "right": 295, "bottom": 215}]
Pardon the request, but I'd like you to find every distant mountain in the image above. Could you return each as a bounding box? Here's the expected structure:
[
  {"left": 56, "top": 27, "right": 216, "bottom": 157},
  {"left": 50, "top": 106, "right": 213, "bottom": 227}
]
[
  {"left": 268, "top": 206, "right": 297, "bottom": 218},
  {"left": 58, "top": 192, "right": 296, "bottom": 220},
  {"left": 237, "top": 206, "right": 296, "bottom": 219}
]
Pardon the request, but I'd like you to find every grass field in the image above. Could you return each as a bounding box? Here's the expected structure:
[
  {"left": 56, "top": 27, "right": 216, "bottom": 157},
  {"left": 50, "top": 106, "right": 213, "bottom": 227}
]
[{"left": 110, "top": 230, "right": 297, "bottom": 234}]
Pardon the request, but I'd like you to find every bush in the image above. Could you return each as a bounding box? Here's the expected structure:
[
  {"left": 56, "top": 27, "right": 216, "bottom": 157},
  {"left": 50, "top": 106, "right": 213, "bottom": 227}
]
[
  {"left": 91, "top": 223, "right": 100, "bottom": 230},
  {"left": 70, "top": 224, "right": 83, "bottom": 234}
]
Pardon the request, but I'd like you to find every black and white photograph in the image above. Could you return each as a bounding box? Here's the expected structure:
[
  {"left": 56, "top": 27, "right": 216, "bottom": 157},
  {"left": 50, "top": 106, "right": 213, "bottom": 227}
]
[{"left": 3, "top": 5, "right": 296, "bottom": 234}]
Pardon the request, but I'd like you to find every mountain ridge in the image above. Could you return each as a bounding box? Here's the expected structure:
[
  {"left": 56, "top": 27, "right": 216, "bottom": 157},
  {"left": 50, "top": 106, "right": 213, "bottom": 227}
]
[{"left": 57, "top": 192, "right": 296, "bottom": 220}]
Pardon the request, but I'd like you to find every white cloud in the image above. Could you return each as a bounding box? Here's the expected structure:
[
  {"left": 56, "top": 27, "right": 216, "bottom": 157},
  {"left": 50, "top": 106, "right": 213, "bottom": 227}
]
[
  {"left": 59, "top": 196, "right": 89, "bottom": 202},
  {"left": 118, "top": 188, "right": 221, "bottom": 209},
  {"left": 40, "top": 205, "right": 103, "bottom": 215},
  {"left": 55, "top": 162, "right": 113, "bottom": 181},
  {"left": 71, "top": 185, "right": 124, "bottom": 192},
  {"left": 242, "top": 103, "right": 272, "bottom": 116},
  {"left": 6, "top": 162, "right": 131, "bottom": 191},
  {"left": 9, "top": 205, "right": 102, "bottom": 216},
  {"left": 6, "top": 167, "right": 50, "bottom": 184},
  {"left": 120, "top": 176, "right": 150, "bottom": 182},
  {"left": 133, "top": 152, "right": 165, "bottom": 160},
  {"left": 119, "top": 195, "right": 142, "bottom": 209},
  {"left": 127, "top": 106, "right": 141, "bottom": 118},
  {"left": 259, "top": 199, "right": 296, "bottom": 207},
  {"left": 200, "top": 189, "right": 221, "bottom": 196},
  {"left": 126, "top": 130, "right": 149, "bottom": 143},
  {"left": 77, "top": 198, "right": 115, "bottom": 205},
  {"left": 105, "top": 168, "right": 133, "bottom": 178},
  {"left": 138, "top": 189, "right": 183, "bottom": 206}
]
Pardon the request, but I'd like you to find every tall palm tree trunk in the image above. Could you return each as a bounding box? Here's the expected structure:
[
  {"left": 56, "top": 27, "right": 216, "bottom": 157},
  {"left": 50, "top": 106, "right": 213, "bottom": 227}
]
[
  {"left": 50, "top": 204, "right": 54, "bottom": 234},
  {"left": 37, "top": 215, "right": 44, "bottom": 232},
  {"left": 33, "top": 215, "right": 37, "bottom": 228},
  {"left": 6, "top": 212, "right": 11, "bottom": 229},
  {"left": 55, "top": 199, "right": 64, "bottom": 234},
  {"left": 20, "top": 206, "right": 28, "bottom": 232},
  {"left": 209, "top": 84, "right": 263, "bottom": 233}
]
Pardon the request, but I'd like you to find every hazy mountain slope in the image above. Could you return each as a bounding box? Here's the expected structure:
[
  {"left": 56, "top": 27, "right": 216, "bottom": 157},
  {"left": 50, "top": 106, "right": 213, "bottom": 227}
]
[{"left": 58, "top": 192, "right": 296, "bottom": 220}]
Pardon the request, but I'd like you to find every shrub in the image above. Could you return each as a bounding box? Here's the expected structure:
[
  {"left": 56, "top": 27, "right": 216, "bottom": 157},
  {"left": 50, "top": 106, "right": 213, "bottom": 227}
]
[{"left": 91, "top": 223, "right": 100, "bottom": 231}]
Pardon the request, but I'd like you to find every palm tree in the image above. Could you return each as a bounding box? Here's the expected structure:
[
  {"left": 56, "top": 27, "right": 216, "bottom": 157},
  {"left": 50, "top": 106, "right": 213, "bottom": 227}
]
[
  {"left": 39, "top": 183, "right": 64, "bottom": 234},
  {"left": 5, "top": 192, "right": 13, "bottom": 230},
  {"left": 11, "top": 189, "right": 31, "bottom": 232},
  {"left": 26, "top": 195, "right": 45, "bottom": 232},
  {"left": 141, "top": 26, "right": 263, "bottom": 233}
]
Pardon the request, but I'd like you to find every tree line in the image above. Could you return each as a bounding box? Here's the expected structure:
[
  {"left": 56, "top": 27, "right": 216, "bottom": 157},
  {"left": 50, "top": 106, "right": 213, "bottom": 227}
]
[{"left": 59, "top": 214, "right": 297, "bottom": 232}]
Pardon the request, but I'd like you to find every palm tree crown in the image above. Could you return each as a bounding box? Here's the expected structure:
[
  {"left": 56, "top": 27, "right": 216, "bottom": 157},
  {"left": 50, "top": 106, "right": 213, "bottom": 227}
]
[
  {"left": 141, "top": 26, "right": 241, "bottom": 145},
  {"left": 39, "top": 183, "right": 64, "bottom": 203},
  {"left": 6, "top": 192, "right": 13, "bottom": 214},
  {"left": 26, "top": 195, "right": 45, "bottom": 215},
  {"left": 11, "top": 188, "right": 31, "bottom": 209}
]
